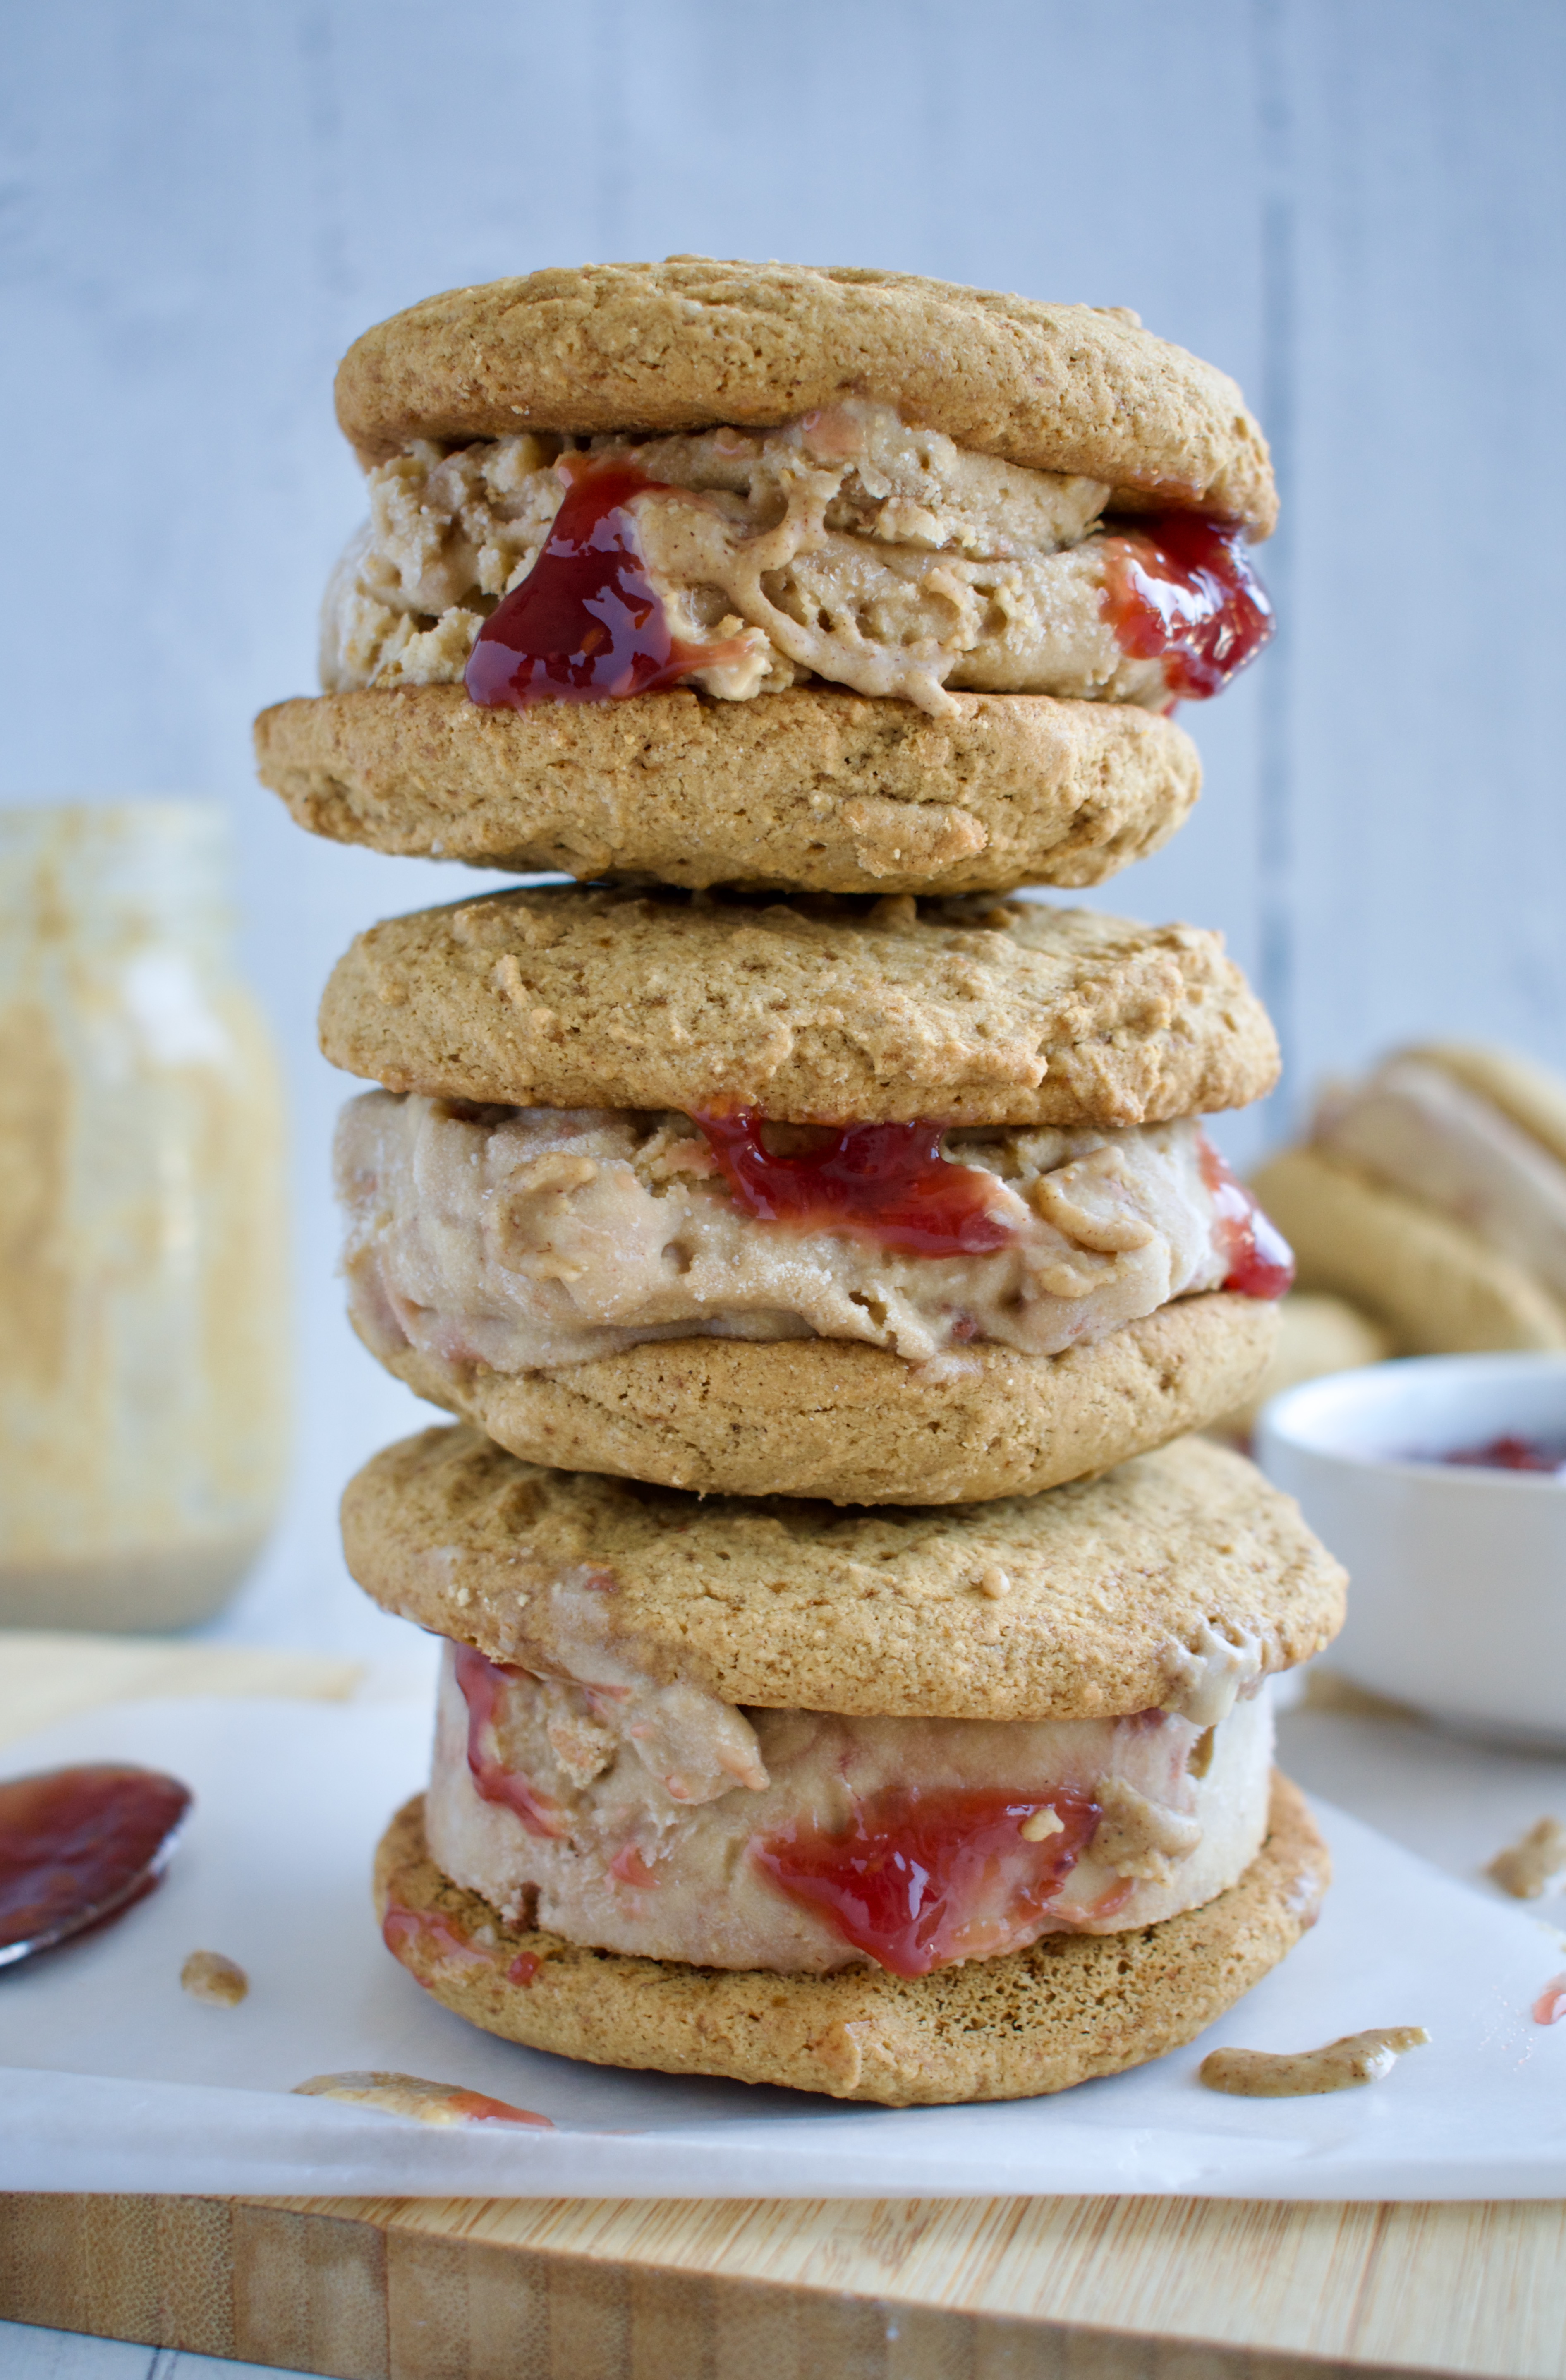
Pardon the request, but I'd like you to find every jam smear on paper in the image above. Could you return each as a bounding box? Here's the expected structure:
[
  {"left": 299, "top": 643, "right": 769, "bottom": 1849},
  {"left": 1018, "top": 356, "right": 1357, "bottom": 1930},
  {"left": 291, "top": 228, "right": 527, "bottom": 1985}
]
[
  {"left": 753, "top": 1784, "right": 1101, "bottom": 1977},
  {"left": 1534, "top": 1973, "right": 1566, "bottom": 2023},
  {"left": 0, "top": 1764, "right": 191, "bottom": 1961},
  {"left": 452, "top": 1643, "right": 566, "bottom": 1839},
  {"left": 295, "top": 2069, "right": 553, "bottom": 2127},
  {"left": 695, "top": 1111, "right": 1016, "bottom": 1258},
  {"left": 1102, "top": 512, "right": 1274, "bottom": 699},
  {"left": 465, "top": 458, "right": 749, "bottom": 706},
  {"left": 1199, "top": 1137, "right": 1295, "bottom": 1299}
]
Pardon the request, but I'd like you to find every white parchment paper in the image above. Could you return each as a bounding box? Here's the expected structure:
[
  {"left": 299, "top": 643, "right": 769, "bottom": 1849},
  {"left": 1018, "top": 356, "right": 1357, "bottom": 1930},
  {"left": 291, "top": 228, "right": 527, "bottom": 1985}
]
[{"left": 3, "top": 1694, "right": 1565, "bottom": 2199}]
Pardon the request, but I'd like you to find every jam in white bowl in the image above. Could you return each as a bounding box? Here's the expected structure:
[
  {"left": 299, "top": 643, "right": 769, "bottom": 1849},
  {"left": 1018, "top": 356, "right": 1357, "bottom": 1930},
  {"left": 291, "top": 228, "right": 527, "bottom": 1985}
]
[{"left": 1258, "top": 1354, "right": 1566, "bottom": 1746}]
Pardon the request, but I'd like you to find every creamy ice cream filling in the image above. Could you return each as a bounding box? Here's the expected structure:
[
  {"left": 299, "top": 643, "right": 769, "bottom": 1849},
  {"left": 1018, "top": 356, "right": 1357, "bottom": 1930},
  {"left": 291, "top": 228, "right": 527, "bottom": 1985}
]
[
  {"left": 425, "top": 1629, "right": 1276, "bottom": 1975},
  {"left": 337, "top": 1094, "right": 1247, "bottom": 1373},
  {"left": 1314, "top": 1057, "right": 1566, "bottom": 1306},
  {"left": 320, "top": 402, "right": 1250, "bottom": 719}
]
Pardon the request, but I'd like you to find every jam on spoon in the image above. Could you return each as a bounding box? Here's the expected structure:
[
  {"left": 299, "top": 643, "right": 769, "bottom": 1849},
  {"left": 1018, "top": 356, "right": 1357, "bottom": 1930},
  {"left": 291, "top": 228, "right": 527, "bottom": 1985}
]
[
  {"left": 1102, "top": 511, "right": 1274, "bottom": 700},
  {"left": 465, "top": 458, "right": 751, "bottom": 707},
  {"left": 0, "top": 1764, "right": 192, "bottom": 1966},
  {"left": 695, "top": 1111, "right": 1015, "bottom": 1258},
  {"left": 753, "top": 1783, "right": 1101, "bottom": 1977}
]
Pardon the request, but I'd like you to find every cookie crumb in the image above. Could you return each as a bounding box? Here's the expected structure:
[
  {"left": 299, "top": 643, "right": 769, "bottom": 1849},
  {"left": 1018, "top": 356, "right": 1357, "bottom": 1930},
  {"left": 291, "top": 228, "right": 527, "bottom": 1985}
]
[
  {"left": 1020, "top": 1807, "right": 1064, "bottom": 1842},
  {"left": 1199, "top": 2026, "right": 1428, "bottom": 2097},
  {"left": 181, "top": 1950, "right": 249, "bottom": 2007},
  {"left": 1489, "top": 1817, "right": 1566, "bottom": 1899},
  {"left": 975, "top": 1564, "right": 1012, "bottom": 1599}
]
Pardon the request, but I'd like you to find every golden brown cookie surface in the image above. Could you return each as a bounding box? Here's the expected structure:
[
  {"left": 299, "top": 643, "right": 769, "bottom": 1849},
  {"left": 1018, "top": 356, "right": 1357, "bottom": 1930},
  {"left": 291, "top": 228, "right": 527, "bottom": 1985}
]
[
  {"left": 1252, "top": 1147, "right": 1566, "bottom": 1354},
  {"left": 335, "top": 258, "right": 1276, "bottom": 536},
  {"left": 373, "top": 1774, "right": 1325, "bottom": 2105},
  {"left": 319, "top": 886, "right": 1278, "bottom": 1129},
  {"left": 1408, "top": 1043, "right": 1566, "bottom": 1175},
  {"left": 362, "top": 1292, "right": 1279, "bottom": 1506},
  {"left": 345, "top": 1423, "right": 1344, "bottom": 1721},
  {"left": 255, "top": 685, "right": 1200, "bottom": 896}
]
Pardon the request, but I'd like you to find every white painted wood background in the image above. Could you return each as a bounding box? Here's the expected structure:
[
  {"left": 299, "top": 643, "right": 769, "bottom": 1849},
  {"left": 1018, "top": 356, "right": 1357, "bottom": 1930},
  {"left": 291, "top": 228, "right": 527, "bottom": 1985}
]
[{"left": 1, "top": 0, "right": 1562, "bottom": 1654}]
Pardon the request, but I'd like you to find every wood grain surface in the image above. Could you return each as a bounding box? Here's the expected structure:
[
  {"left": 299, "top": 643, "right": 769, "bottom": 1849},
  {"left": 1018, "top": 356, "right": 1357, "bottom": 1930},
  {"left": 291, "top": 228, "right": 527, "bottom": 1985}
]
[
  {"left": 5, "top": 2187, "right": 1566, "bottom": 2378},
  {"left": 2, "top": 1641, "right": 1560, "bottom": 2380}
]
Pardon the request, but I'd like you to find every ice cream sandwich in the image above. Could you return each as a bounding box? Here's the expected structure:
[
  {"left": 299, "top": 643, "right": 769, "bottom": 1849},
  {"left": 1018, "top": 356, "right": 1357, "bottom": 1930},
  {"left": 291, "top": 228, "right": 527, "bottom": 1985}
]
[
  {"left": 325, "top": 883, "right": 1293, "bottom": 1500},
  {"left": 256, "top": 259, "right": 1275, "bottom": 895},
  {"left": 350, "top": 1423, "right": 1340, "bottom": 2104},
  {"left": 1254, "top": 1045, "right": 1566, "bottom": 1355}
]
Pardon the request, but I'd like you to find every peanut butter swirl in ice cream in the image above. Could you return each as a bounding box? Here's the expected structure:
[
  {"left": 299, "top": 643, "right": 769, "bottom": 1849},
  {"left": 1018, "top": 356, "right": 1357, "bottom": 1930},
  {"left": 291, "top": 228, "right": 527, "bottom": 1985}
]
[
  {"left": 336, "top": 1098, "right": 1250, "bottom": 1374},
  {"left": 321, "top": 405, "right": 1260, "bottom": 719},
  {"left": 425, "top": 1632, "right": 1276, "bottom": 1975}
]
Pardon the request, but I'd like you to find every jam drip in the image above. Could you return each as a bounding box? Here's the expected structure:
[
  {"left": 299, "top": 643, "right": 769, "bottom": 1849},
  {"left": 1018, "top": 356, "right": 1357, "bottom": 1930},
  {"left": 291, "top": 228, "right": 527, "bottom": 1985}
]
[
  {"left": 753, "top": 1784, "right": 1101, "bottom": 1978},
  {"left": 1103, "top": 512, "right": 1274, "bottom": 700},
  {"left": 695, "top": 1111, "right": 1015, "bottom": 1258},
  {"left": 1534, "top": 1973, "right": 1566, "bottom": 2024},
  {"left": 452, "top": 1644, "right": 566, "bottom": 1839},
  {"left": 465, "top": 458, "right": 748, "bottom": 706},
  {"left": 0, "top": 1764, "right": 192, "bottom": 1962},
  {"left": 1199, "top": 1137, "right": 1295, "bottom": 1299}
]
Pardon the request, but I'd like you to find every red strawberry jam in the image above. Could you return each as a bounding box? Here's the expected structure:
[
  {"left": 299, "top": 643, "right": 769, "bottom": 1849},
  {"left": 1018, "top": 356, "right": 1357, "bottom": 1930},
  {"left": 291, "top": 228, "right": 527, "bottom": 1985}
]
[
  {"left": 1436, "top": 1435, "right": 1566, "bottom": 1475},
  {"left": 753, "top": 1784, "right": 1101, "bottom": 1977},
  {"left": 382, "top": 1900, "right": 492, "bottom": 1976},
  {"left": 0, "top": 1764, "right": 191, "bottom": 1963},
  {"left": 1102, "top": 512, "right": 1274, "bottom": 700},
  {"left": 452, "top": 1644, "right": 566, "bottom": 1840},
  {"left": 695, "top": 1111, "right": 1015, "bottom": 1258},
  {"left": 1199, "top": 1137, "right": 1294, "bottom": 1299},
  {"left": 465, "top": 458, "right": 750, "bottom": 706}
]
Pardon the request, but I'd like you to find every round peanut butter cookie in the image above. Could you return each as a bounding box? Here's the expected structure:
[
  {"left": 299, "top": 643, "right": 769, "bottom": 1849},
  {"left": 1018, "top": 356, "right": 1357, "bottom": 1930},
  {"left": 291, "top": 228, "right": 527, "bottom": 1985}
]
[
  {"left": 1211, "top": 1290, "right": 1394, "bottom": 1443},
  {"left": 1407, "top": 1043, "right": 1566, "bottom": 1174},
  {"left": 1252, "top": 1148, "right": 1566, "bottom": 1355},
  {"left": 335, "top": 258, "right": 1276, "bottom": 537},
  {"left": 344, "top": 1423, "right": 1345, "bottom": 1721},
  {"left": 254, "top": 684, "right": 1200, "bottom": 896},
  {"left": 319, "top": 886, "right": 1278, "bottom": 1130},
  {"left": 372, "top": 1774, "right": 1325, "bottom": 2105},
  {"left": 364, "top": 1291, "right": 1279, "bottom": 1506}
]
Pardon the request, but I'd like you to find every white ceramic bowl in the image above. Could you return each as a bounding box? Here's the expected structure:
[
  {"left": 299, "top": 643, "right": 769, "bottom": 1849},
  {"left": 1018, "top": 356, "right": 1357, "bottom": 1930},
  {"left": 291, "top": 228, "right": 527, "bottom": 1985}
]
[{"left": 1257, "top": 1353, "right": 1566, "bottom": 1745}]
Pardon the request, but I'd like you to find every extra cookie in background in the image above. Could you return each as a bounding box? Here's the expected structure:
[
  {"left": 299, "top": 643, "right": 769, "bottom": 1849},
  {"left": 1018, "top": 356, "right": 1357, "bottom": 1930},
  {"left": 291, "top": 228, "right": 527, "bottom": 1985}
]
[
  {"left": 256, "top": 258, "right": 1274, "bottom": 894},
  {"left": 1253, "top": 1044, "right": 1566, "bottom": 1358},
  {"left": 324, "top": 883, "right": 1293, "bottom": 1501},
  {"left": 352, "top": 1424, "right": 1341, "bottom": 2103}
]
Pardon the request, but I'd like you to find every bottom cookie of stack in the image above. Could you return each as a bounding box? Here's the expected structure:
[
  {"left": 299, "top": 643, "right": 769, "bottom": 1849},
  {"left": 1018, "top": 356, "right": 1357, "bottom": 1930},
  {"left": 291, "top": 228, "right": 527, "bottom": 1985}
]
[
  {"left": 376, "top": 1775, "right": 1324, "bottom": 2106},
  {"left": 348, "top": 1426, "right": 1344, "bottom": 2106}
]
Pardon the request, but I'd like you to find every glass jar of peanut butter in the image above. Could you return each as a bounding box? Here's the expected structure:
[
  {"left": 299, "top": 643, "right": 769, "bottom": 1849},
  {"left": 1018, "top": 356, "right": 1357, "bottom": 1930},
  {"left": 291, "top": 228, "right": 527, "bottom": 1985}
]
[{"left": 0, "top": 801, "right": 290, "bottom": 1628}]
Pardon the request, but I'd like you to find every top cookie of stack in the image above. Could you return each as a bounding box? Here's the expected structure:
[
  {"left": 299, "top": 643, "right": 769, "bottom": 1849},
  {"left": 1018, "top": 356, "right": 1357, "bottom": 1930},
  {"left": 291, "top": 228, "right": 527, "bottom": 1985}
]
[{"left": 256, "top": 258, "right": 1275, "bottom": 895}]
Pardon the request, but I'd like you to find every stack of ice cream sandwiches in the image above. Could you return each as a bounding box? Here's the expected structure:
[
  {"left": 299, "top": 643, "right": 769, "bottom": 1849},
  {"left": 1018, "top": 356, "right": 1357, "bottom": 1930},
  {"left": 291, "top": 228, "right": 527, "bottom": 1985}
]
[{"left": 259, "top": 259, "right": 1346, "bottom": 2105}]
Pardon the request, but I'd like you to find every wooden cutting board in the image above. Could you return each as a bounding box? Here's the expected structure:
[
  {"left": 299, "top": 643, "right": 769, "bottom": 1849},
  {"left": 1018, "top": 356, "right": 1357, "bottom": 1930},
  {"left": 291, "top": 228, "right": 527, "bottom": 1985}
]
[
  {"left": 2, "top": 1638, "right": 1562, "bottom": 2379},
  {"left": 6, "top": 2186, "right": 1566, "bottom": 2376}
]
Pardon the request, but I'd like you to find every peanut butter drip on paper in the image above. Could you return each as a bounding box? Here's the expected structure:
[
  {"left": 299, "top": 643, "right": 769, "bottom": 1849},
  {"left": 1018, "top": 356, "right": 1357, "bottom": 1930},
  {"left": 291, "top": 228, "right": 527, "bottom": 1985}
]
[
  {"left": 1199, "top": 2026, "right": 1428, "bottom": 2097},
  {"left": 1488, "top": 1816, "right": 1566, "bottom": 1899}
]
